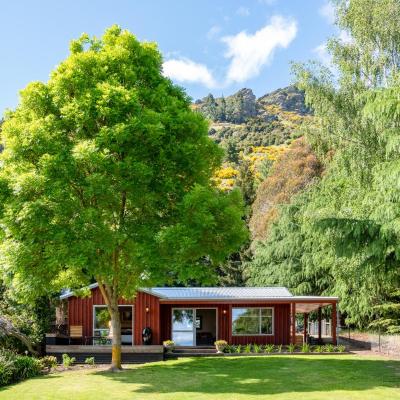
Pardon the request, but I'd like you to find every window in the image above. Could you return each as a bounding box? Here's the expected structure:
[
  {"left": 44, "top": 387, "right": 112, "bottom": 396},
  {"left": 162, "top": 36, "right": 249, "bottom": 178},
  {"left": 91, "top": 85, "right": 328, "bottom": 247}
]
[
  {"left": 232, "top": 308, "right": 273, "bottom": 335},
  {"left": 94, "top": 306, "right": 111, "bottom": 337}
]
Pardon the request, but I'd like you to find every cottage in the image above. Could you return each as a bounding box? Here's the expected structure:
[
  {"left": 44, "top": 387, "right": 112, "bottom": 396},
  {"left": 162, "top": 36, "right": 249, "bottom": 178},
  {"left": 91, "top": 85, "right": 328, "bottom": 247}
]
[{"left": 46, "top": 285, "right": 338, "bottom": 362}]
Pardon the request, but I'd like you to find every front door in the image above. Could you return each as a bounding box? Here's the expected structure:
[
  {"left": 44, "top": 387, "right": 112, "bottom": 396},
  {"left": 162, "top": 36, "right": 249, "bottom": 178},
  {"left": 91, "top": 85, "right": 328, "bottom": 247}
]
[
  {"left": 172, "top": 309, "right": 194, "bottom": 346},
  {"left": 172, "top": 308, "right": 217, "bottom": 346}
]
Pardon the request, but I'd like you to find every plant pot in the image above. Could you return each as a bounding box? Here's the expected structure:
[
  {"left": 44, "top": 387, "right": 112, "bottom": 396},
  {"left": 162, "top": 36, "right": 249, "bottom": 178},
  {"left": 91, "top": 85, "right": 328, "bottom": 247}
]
[
  {"left": 216, "top": 345, "right": 226, "bottom": 353},
  {"left": 165, "top": 346, "right": 174, "bottom": 353}
]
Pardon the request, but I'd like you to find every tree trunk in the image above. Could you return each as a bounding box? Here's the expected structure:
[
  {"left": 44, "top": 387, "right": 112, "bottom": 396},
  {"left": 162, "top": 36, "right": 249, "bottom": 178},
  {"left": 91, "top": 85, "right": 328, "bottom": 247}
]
[
  {"left": 109, "top": 302, "right": 122, "bottom": 371},
  {"left": 97, "top": 281, "right": 123, "bottom": 371}
]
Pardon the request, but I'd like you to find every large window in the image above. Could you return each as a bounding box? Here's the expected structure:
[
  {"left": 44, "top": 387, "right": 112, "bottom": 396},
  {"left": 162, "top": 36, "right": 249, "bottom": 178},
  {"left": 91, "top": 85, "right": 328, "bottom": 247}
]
[
  {"left": 232, "top": 308, "right": 273, "bottom": 335},
  {"left": 93, "top": 306, "right": 133, "bottom": 345}
]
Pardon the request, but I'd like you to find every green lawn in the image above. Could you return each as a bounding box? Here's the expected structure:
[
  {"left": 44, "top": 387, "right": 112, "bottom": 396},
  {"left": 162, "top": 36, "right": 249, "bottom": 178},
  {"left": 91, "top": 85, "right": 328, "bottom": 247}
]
[{"left": 1, "top": 355, "right": 399, "bottom": 400}]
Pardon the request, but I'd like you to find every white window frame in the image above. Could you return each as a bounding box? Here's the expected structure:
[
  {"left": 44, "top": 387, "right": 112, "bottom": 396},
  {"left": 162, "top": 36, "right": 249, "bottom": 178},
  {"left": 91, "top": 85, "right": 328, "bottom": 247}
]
[{"left": 231, "top": 307, "right": 274, "bottom": 336}]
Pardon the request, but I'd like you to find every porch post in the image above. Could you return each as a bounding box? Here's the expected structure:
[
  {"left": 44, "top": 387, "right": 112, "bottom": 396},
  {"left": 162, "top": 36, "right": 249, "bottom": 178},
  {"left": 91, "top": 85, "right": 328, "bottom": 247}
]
[
  {"left": 318, "top": 307, "right": 322, "bottom": 343},
  {"left": 332, "top": 302, "right": 337, "bottom": 345},
  {"left": 291, "top": 302, "right": 296, "bottom": 344},
  {"left": 303, "top": 313, "right": 308, "bottom": 344}
]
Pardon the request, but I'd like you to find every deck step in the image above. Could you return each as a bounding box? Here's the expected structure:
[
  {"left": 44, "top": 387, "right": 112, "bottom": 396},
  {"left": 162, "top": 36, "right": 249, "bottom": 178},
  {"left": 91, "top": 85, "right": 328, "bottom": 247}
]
[
  {"left": 172, "top": 347, "right": 216, "bottom": 354},
  {"left": 166, "top": 352, "right": 220, "bottom": 359}
]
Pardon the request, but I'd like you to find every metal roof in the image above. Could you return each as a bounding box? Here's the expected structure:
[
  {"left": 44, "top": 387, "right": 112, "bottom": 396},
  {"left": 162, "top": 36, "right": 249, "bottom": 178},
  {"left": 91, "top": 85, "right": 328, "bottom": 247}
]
[
  {"left": 60, "top": 284, "right": 339, "bottom": 303},
  {"left": 142, "top": 286, "right": 293, "bottom": 299}
]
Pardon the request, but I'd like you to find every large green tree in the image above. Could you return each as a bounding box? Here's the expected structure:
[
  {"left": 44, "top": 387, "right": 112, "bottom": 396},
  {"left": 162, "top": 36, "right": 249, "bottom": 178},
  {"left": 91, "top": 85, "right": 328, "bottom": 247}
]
[{"left": 0, "top": 26, "right": 247, "bottom": 369}]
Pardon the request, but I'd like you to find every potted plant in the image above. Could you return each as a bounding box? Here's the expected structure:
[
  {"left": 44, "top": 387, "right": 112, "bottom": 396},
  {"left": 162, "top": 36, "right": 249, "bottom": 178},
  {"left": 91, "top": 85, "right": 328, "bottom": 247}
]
[
  {"left": 163, "top": 340, "right": 175, "bottom": 353},
  {"left": 214, "top": 340, "right": 228, "bottom": 353}
]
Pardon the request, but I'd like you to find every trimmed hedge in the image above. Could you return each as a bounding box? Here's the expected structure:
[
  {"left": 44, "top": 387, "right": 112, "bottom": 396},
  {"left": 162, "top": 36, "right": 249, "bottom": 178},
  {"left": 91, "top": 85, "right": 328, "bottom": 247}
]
[{"left": 0, "top": 350, "right": 43, "bottom": 387}]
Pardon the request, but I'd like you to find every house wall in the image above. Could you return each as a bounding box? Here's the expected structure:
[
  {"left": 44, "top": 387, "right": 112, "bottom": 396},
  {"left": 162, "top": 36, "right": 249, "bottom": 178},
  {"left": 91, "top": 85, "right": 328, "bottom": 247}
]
[
  {"left": 68, "top": 288, "right": 291, "bottom": 346},
  {"left": 160, "top": 303, "right": 291, "bottom": 345},
  {"left": 67, "top": 287, "right": 160, "bottom": 345}
]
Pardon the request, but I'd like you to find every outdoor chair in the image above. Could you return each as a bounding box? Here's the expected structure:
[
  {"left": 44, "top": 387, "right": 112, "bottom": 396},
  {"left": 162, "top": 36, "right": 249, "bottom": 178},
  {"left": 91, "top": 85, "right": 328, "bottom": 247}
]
[{"left": 68, "top": 325, "right": 84, "bottom": 344}]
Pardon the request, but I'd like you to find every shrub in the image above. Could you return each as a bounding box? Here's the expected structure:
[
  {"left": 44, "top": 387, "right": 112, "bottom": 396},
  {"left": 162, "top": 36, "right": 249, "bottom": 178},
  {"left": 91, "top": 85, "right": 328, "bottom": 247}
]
[
  {"left": 264, "top": 344, "right": 275, "bottom": 354},
  {"left": 336, "top": 345, "right": 346, "bottom": 353},
  {"left": 41, "top": 356, "right": 57, "bottom": 370},
  {"left": 0, "top": 357, "right": 14, "bottom": 387},
  {"left": 244, "top": 344, "right": 252, "bottom": 353},
  {"left": 323, "top": 344, "right": 335, "bottom": 353},
  {"left": 277, "top": 344, "right": 283, "bottom": 353},
  {"left": 253, "top": 344, "right": 261, "bottom": 353},
  {"left": 13, "top": 356, "right": 42, "bottom": 381},
  {"left": 313, "top": 345, "right": 323, "bottom": 353},
  {"left": 62, "top": 354, "right": 75, "bottom": 368},
  {"left": 229, "top": 345, "right": 238, "bottom": 353},
  {"left": 301, "top": 343, "right": 311, "bottom": 353},
  {"left": 236, "top": 345, "right": 242, "bottom": 353},
  {"left": 287, "top": 343, "right": 296, "bottom": 353},
  {"left": 85, "top": 357, "right": 95, "bottom": 366},
  {"left": 0, "top": 350, "right": 42, "bottom": 387}
]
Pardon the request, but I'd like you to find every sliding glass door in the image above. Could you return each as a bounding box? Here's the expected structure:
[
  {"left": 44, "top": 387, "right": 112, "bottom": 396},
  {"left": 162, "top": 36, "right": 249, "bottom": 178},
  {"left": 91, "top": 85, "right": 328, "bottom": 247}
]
[{"left": 172, "top": 309, "right": 194, "bottom": 346}]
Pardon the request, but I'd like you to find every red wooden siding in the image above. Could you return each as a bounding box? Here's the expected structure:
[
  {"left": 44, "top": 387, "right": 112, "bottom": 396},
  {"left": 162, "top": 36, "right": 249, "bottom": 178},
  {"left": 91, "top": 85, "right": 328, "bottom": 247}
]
[
  {"left": 67, "top": 287, "right": 160, "bottom": 345},
  {"left": 159, "top": 302, "right": 290, "bottom": 345},
  {"left": 134, "top": 292, "right": 160, "bottom": 345},
  {"left": 68, "top": 287, "right": 291, "bottom": 345}
]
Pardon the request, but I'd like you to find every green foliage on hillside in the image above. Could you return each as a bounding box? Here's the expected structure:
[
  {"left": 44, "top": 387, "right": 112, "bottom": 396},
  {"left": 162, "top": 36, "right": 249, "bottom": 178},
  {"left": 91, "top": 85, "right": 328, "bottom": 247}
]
[
  {"left": 195, "top": 86, "right": 310, "bottom": 287},
  {"left": 195, "top": 86, "right": 310, "bottom": 158}
]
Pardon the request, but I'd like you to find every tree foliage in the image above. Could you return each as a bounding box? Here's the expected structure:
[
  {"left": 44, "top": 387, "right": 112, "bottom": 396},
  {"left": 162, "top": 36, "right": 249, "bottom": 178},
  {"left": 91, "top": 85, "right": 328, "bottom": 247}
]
[
  {"left": 250, "top": 138, "right": 322, "bottom": 241},
  {"left": 249, "top": 0, "right": 400, "bottom": 331},
  {"left": 0, "top": 26, "right": 247, "bottom": 368}
]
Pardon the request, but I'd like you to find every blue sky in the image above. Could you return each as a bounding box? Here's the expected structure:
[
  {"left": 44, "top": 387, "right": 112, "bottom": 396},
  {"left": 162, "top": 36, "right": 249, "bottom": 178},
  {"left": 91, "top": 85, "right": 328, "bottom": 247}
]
[{"left": 0, "top": 0, "right": 336, "bottom": 116}]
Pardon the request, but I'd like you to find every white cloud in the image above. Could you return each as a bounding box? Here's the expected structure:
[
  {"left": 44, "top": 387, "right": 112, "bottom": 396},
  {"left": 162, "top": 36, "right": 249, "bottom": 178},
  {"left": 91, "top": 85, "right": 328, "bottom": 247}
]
[
  {"left": 338, "top": 30, "right": 353, "bottom": 44},
  {"left": 162, "top": 58, "right": 217, "bottom": 88},
  {"left": 221, "top": 16, "right": 297, "bottom": 83},
  {"left": 313, "top": 30, "right": 353, "bottom": 66},
  {"left": 319, "top": 1, "right": 335, "bottom": 24},
  {"left": 207, "top": 25, "right": 221, "bottom": 40},
  {"left": 236, "top": 6, "right": 250, "bottom": 17},
  {"left": 313, "top": 43, "right": 331, "bottom": 65}
]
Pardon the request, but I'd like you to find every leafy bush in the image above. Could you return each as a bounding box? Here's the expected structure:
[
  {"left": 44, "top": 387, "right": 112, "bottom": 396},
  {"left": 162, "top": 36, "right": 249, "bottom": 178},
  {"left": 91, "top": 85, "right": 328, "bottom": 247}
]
[
  {"left": 264, "top": 344, "right": 275, "bottom": 353},
  {"left": 0, "top": 356, "right": 14, "bottom": 387},
  {"left": 85, "top": 357, "right": 95, "bottom": 366},
  {"left": 336, "top": 345, "right": 346, "bottom": 353},
  {"left": 236, "top": 345, "right": 242, "bottom": 353},
  {"left": 287, "top": 343, "right": 296, "bottom": 353},
  {"left": 225, "top": 345, "right": 238, "bottom": 353},
  {"left": 277, "top": 344, "right": 283, "bottom": 353},
  {"left": 253, "top": 344, "right": 261, "bottom": 353},
  {"left": 244, "top": 344, "right": 252, "bottom": 353},
  {"left": 41, "top": 355, "right": 57, "bottom": 370},
  {"left": 0, "top": 350, "right": 42, "bottom": 387},
  {"left": 13, "top": 356, "right": 42, "bottom": 380},
  {"left": 62, "top": 354, "right": 75, "bottom": 368},
  {"left": 301, "top": 343, "right": 311, "bottom": 353},
  {"left": 313, "top": 345, "right": 323, "bottom": 353},
  {"left": 323, "top": 344, "right": 335, "bottom": 353}
]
